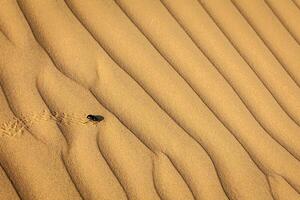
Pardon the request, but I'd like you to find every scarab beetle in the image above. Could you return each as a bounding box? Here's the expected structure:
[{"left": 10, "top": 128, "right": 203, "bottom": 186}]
[{"left": 87, "top": 115, "right": 104, "bottom": 122}]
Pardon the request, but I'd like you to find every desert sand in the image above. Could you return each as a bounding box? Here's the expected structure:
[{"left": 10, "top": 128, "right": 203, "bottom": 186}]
[{"left": 0, "top": 0, "right": 299, "bottom": 199}]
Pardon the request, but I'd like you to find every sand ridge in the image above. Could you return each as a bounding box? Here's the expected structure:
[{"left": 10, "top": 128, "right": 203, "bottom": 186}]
[{"left": 0, "top": 0, "right": 299, "bottom": 199}]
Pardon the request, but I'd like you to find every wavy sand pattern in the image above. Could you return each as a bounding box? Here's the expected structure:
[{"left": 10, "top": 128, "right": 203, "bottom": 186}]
[{"left": 0, "top": 0, "right": 299, "bottom": 199}]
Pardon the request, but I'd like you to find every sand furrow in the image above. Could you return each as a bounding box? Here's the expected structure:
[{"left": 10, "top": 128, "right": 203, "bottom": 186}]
[
  {"left": 198, "top": 1, "right": 300, "bottom": 159},
  {"left": 265, "top": 0, "right": 300, "bottom": 44},
  {"left": 229, "top": 1, "right": 300, "bottom": 87},
  {"left": 153, "top": 152, "right": 195, "bottom": 200},
  {"left": 160, "top": 0, "right": 300, "bottom": 192},
  {"left": 0, "top": 163, "right": 21, "bottom": 200},
  {"left": 230, "top": 0, "right": 300, "bottom": 86},
  {"left": 267, "top": 174, "right": 300, "bottom": 200},
  {"left": 292, "top": 0, "right": 300, "bottom": 9},
  {"left": 199, "top": 0, "right": 300, "bottom": 126},
  {"left": 114, "top": 0, "right": 298, "bottom": 179}
]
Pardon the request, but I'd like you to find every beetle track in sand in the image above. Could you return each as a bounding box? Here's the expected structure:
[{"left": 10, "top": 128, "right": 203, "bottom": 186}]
[{"left": 0, "top": 110, "right": 96, "bottom": 137}]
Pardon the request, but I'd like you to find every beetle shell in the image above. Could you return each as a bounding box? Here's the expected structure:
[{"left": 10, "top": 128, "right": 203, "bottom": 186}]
[{"left": 87, "top": 115, "right": 104, "bottom": 122}]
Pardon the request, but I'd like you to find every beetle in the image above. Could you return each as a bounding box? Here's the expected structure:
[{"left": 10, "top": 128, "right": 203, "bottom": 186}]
[{"left": 87, "top": 114, "right": 104, "bottom": 122}]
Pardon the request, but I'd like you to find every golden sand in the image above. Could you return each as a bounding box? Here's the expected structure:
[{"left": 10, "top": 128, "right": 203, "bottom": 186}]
[{"left": 0, "top": 0, "right": 299, "bottom": 199}]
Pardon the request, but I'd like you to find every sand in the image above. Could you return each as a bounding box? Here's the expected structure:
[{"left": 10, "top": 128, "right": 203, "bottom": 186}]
[{"left": 0, "top": 0, "right": 299, "bottom": 199}]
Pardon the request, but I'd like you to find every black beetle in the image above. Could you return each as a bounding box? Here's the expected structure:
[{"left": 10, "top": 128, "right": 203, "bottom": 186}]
[{"left": 87, "top": 115, "right": 104, "bottom": 122}]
